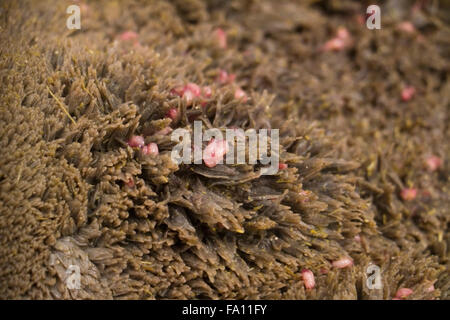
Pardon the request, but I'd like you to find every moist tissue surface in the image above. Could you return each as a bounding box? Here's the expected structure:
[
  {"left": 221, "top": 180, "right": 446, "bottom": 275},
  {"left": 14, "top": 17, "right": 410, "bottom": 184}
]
[{"left": 0, "top": 0, "right": 448, "bottom": 299}]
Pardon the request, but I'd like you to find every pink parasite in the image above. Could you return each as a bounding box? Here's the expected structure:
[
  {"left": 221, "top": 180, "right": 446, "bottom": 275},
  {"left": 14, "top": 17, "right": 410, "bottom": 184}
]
[
  {"left": 234, "top": 87, "right": 248, "bottom": 102},
  {"left": 332, "top": 257, "right": 353, "bottom": 268},
  {"left": 127, "top": 135, "right": 145, "bottom": 148},
  {"left": 301, "top": 269, "right": 315, "bottom": 290},
  {"left": 119, "top": 31, "right": 138, "bottom": 42},
  {"left": 217, "top": 69, "right": 236, "bottom": 85},
  {"left": 400, "top": 188, "right": 417, "bottom": 201},
  {"left": 397, "top": 22, "right": 416, "bottom": 34},
  {"left": 278, "top": 163, "right": 288, "bottom": 170},
  {"left": 425, "top": 155, "right": 442, "bottom": 172},
  {"left": 203, "top": 139, "right": 230, "bottom": 168},
  {"left": 401, "top": 86, "right": 416, "bottom": 101},
  {"left": 395, "top": 288, "right": 413, "bottom": 299},
  {"left": 321, "top": 27, "right": 353, "bottom": 52},
  {"left": 166, "top": 108, "right": 179, "bottom": 121},
  {"left": 214, "top": 28, "right": 227, "bottom": 49},
  {"left": 171, "top": 82, "right": 211, "bottom": 107},
  {"left": 118, "top": 31, "right": 140, "bottom": 47},
  {"left": 127, "top": 135, "right": 159, "bottom": 156},
  {"left": 142, "top": 142, "right": 159, "bottom": 156}
]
